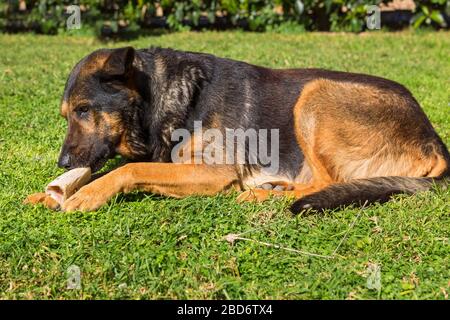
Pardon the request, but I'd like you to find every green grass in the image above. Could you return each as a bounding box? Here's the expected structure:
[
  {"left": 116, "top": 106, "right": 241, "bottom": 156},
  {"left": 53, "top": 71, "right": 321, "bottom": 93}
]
[{"left": 0, "top": 31, "right": 449, "bottom": 300}]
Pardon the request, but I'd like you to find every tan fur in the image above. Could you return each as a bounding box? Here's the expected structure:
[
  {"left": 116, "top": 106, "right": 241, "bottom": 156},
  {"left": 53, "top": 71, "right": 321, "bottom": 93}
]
[
  {"left": 62, "top": 163, "right": 242, "bottom": 212},
  {"left": 293, "top": 79, "right": 447, "bottom": 181},
  {"left": 239, "top": 79, "right": 448, "bottom": 202},
  {"left": 60, "top": 101, "right": 69, "bottom": 118},
  {"left": 79, "top": 51, "right": 109, "bottom": 77},
  {"left": 24, "top": 192, "right": 60, "bottom": 210},
  {"left": 29, "top": 72, "right": 449, "bottom": 210}
]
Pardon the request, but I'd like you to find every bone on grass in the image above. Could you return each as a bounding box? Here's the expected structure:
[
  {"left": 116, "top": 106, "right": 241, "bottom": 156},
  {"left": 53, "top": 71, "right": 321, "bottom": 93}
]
[{"left": 45, "top": 167, "right": 91, "bottom": 205}]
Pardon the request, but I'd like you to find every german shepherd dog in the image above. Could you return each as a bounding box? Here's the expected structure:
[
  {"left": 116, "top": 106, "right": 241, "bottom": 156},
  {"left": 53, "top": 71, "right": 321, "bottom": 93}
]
[{"left": 26, "top": 47, "right": 449, "bottom": 212}]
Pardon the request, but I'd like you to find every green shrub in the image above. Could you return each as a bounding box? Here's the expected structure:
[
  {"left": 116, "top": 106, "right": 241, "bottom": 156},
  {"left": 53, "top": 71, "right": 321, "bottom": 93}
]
[
  {"left": 0, "top": 0, "right": 448, "bottom": 36},
  {"left": 411, "top": 0, "right": 448, "bottom": 29}
]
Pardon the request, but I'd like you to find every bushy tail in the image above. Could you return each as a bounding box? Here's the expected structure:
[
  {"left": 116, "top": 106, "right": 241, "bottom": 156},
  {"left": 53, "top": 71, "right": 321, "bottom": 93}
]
[{"left": 290, "top": 175, "right": 449, "bottom": 214}]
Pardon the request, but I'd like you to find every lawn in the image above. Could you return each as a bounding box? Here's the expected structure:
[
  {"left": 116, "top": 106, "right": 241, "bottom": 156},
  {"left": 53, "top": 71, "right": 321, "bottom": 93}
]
[{"left": 0, "top": 31, "right": 449, "bottom": 300}]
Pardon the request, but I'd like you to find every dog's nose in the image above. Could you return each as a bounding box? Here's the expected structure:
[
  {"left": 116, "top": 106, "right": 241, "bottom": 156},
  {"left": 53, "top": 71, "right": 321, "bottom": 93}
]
[{"left": 57, "top": 154, "right": 72, "bottom": 170}]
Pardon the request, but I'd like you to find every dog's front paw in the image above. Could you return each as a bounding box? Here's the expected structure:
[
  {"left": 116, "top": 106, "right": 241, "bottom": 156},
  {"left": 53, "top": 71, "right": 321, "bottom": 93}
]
[
  {"left": 24, "top": 192, "right": 47, "bottom": 205},
  {"left": 62, "top": 185, "right": 113, "bottom": 212},
  {"left": 24, "top": 192, "right": 60, "bottom": 210}
]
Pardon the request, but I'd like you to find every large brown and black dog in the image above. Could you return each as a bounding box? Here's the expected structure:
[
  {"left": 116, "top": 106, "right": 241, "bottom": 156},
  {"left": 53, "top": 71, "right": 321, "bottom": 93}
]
[{"left": 26, "top": 47, "right": 449, "bottom": 213}]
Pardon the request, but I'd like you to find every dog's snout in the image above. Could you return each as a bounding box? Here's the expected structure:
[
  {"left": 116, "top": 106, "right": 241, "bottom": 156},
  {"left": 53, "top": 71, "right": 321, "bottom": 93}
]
[{"left": 58, "top": 153, "right": 72, "bottom": 170}]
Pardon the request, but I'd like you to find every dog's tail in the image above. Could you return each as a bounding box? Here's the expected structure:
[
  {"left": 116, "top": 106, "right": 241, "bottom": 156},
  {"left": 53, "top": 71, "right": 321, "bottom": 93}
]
[{"left": 290, "top": 173, "right": 449, "bottom": 214}]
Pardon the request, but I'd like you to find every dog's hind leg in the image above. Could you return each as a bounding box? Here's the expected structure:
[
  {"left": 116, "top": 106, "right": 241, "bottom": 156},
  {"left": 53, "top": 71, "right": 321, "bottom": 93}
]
[{"left": 237, "top": 81, "right": 336, "bottom": 203}]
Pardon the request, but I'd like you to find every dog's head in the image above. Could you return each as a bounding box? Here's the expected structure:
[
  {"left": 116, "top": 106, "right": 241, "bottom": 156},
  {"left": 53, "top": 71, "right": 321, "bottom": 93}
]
[{"left": 57, "top": 47, "right": 148, "bottom": 172}]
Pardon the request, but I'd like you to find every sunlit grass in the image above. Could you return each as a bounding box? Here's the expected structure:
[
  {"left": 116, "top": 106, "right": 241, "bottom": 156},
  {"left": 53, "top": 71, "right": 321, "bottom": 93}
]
[{"left": 0, "top": 31, "right": 449, "bottom": 299}]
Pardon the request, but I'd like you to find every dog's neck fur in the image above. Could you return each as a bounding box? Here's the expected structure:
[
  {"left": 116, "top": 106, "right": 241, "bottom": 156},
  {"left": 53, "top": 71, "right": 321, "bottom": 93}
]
[{"left": 128, "top": 48, "right": 209, "bottom": 162}]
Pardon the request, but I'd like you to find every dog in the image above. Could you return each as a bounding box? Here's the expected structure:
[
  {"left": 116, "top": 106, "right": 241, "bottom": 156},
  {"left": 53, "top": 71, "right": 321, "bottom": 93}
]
[{"left": 26, "top": 46, "right": 449, "bottom": 213}]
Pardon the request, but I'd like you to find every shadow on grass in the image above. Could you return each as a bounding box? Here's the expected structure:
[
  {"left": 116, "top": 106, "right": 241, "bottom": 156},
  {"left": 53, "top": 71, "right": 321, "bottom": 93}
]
[
  {"left": 98, "top": 27, "right": 169, "bottom": 42},
  {"left": 116, "top": 192, "right": 166, "bottom": 204}
]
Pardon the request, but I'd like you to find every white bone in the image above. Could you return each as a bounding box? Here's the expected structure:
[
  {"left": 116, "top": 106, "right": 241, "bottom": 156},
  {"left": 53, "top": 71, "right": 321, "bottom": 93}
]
[{"left": 45, "top": 168, "right": 91, "bottom": 205}]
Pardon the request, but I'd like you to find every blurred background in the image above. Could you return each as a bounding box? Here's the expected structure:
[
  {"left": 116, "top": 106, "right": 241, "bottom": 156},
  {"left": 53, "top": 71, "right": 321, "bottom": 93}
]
[{"left": 1, "top": 0, "right": 449, "bottom": 38}]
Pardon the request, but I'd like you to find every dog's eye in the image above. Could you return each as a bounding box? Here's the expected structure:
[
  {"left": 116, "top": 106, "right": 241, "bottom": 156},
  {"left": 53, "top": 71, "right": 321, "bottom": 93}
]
[{"left": 75, "top": 105, "right": 90, "bottom": 117}]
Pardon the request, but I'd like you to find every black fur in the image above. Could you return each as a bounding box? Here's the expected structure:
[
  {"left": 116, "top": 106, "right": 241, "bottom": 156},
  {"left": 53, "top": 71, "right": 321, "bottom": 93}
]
[
  {"left": 60, "top": 46, "right": 421, "bottom": 177},
  {"left": 58, "top": 46, "right": 449, "bottom": 213},
  {"left": 290, "top": 175, "right": 449, "bottom": 214}
]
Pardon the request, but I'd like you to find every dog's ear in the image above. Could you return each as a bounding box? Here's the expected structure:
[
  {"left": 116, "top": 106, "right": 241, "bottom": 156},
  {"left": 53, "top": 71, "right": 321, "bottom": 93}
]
[{"left": 102, "top": 47, "right": 135, "bottom": 78}]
